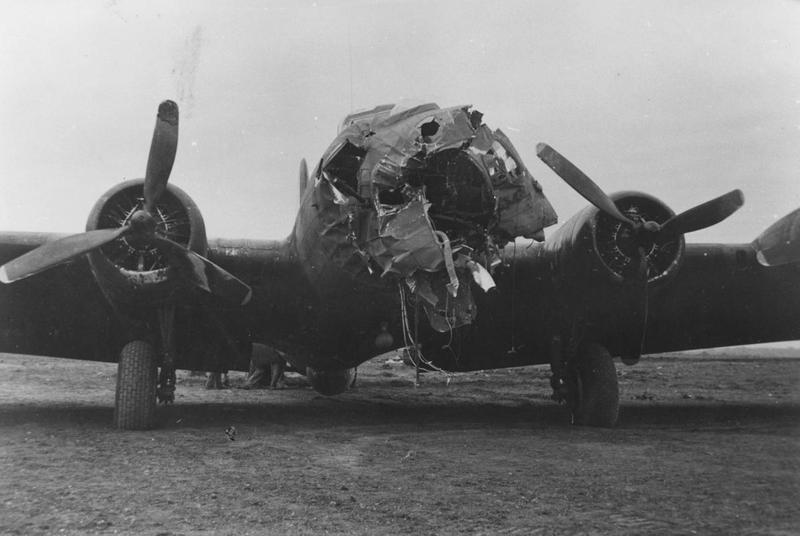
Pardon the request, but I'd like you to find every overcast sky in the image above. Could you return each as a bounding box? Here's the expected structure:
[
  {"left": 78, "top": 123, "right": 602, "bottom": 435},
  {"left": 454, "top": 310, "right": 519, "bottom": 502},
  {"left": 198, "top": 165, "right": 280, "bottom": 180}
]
[{"left": 1, "top": 0, "right": 798, "bottom": 243}]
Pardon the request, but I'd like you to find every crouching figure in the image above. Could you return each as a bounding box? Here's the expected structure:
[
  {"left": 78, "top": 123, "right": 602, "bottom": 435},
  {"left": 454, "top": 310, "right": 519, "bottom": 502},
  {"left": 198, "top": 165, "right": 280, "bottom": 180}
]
[{"left": 241, "top": 343, "right": 286, "bottom": 389}]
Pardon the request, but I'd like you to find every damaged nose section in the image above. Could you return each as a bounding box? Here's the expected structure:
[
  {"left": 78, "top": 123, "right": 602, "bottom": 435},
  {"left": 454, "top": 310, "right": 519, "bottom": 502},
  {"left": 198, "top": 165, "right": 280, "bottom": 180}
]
[{"left": 316, "top": 103, "right": 557, "bottom": 332}]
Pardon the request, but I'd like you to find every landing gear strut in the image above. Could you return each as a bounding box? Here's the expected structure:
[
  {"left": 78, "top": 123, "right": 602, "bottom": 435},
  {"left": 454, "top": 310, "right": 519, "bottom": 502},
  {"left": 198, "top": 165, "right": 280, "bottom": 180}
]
[
  {"left": 156, "top": 305, "right": 177, "bottom": 404},
  {"left": 157, "top": 367, "right": 176, "bottom": 404}
]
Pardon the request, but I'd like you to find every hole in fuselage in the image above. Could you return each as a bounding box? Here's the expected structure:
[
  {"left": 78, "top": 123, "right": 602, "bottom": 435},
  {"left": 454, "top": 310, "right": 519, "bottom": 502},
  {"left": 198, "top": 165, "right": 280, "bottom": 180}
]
[
  {"left": 324, "top": 140, "right": 366, "bottom": 193},
  {"left": 419, "top": 119, "right": 440, "bottom": 138},
  {"left": 378, "top": 188, "right": 406, "bottom": 205},
  {"left": 423, "top": 149, "right": 494, "bottom": 231},
  {"left": 377, "top": 148, "right": 495, "bottom": 251}
]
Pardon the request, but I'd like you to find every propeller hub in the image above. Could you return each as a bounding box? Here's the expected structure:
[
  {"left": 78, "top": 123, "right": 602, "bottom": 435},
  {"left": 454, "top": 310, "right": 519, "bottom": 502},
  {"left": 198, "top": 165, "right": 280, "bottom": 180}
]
[
  {"left": 642, "top": 220, "right": 661, "bottom": 233},
  {"left": 129, "top": 209, "right": 156, "bottom": 232},
  {"left": 594, "top": 194, "right": 683, "bottom": 284},
  {"left": 613, "top": 221, "right": 656, "bottom": 261},
  {"left": 126, "top": 209, "right": 158, "bottom": 248}
]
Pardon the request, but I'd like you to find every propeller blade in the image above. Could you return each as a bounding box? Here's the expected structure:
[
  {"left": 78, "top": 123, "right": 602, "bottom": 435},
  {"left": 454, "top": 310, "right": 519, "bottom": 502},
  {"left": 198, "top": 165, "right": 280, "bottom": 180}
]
[
  {"left": 144, "top": 100, "right": 179, "bottom": 213},
  {"left": 185, "top": 252, "right": 253, "bottom": 306},
  {"left": 658, "top": 189, "right": 744, "bottom": 239},
  {"left": 536, "top": 143, "right": 635, "bottom": 226},
  {"left": 0, "top": 227, "right": 129, "bottom": 283},
  {"left": 299, "top": 158, "right": 309, "bottom": 201},
  {"left": 752, "top": 207, "right": 800, "bottom": 266},
  {"left": 156, "top": 238, "right": 252, "bottom": 306},
  {"left": 635, "top": 247, "right": 649, "bottom": 282}
]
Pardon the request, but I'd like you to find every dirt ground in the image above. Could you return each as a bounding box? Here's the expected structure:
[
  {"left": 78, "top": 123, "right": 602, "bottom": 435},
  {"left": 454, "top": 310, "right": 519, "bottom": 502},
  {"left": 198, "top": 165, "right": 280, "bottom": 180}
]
[{"left": 0, "top": 350, "right": 798, "bottom": 536}]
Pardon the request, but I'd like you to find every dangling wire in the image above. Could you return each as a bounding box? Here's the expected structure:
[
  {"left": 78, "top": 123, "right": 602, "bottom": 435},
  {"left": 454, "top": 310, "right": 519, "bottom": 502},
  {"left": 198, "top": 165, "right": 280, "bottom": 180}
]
[
  {"left": 441, "top": 289, "right": 455, "bottom": 351},
  {"left": 397, "top": 282, "right": 452, "bottom": 384},
  {"left": 508, "top": 241, "right": 518, "bottom": 354},
  {"left": 413, "top": 292, "right": 421, "bottom": 386}
]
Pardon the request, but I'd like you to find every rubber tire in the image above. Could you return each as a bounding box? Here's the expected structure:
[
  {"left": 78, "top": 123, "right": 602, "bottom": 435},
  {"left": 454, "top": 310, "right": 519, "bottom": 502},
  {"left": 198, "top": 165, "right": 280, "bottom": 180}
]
[
  {"left": 572, "top": 343, "right": 619, "bottom": 427},
  {"left": 114, "top": 340, "right": 157, "bottom": 430},
  {"left": 306, "top": 367, "right": 357, "bottom": 396}
]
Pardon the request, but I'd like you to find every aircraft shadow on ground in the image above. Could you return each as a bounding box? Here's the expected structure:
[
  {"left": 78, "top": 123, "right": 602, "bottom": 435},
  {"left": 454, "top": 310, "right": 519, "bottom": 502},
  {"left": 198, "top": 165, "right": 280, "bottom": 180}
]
[{"left": 1, "top": 398, "right": 797, "bottom": 432}]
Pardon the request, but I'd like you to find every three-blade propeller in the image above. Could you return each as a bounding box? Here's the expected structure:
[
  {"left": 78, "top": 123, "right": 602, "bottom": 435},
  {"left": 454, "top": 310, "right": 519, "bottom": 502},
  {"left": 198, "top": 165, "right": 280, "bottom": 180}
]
[
  {"left": 0, "top": 101, "right": 251, "bottom": 306},
  {"left": 536, "top": 142, "right": 800, "bottom": 268},
  {"left": 535, "top": 143, "right": 744, "bottom": 250},
  {"left": 536, "top": 142, "right": 746, "bottom": 355}
]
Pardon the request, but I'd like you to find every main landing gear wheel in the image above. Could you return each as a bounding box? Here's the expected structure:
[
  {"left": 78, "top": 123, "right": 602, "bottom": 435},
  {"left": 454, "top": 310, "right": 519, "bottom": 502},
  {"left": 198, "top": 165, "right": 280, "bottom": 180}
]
[
  {"left": 569, "top": 343, "right": 619, "bottom": 427},
  {"left": 114, "top": 340, "right": 158, "bottom": 430}
]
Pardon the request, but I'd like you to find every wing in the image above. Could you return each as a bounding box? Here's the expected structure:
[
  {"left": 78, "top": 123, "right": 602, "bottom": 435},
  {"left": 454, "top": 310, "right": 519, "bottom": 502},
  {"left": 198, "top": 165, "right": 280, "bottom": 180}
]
[
  {"left": 193, "top": 237, "right": 305, "bottom": 369},
  {"left": 0, "top": 232, "right": 122, "bottom": 361},
  {"left": 0, "top": 233, "right": 303, "bottom": 369},
  {"left": 643, "top": 243, "right": 800, "bottom": 353}
]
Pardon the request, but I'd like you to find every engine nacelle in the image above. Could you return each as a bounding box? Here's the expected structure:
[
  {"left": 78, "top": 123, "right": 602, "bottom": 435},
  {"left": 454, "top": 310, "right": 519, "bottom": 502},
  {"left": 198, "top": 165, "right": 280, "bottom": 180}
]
[
  {"left": 545, "top": 191, "right": 685, "bottom": 286},
  {"left": 85, "top": 179, "right": 208, "bottom": 308}
]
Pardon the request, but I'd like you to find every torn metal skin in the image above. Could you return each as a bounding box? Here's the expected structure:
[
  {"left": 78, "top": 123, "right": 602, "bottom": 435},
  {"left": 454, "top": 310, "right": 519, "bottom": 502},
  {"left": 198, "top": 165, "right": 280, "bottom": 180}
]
[{"left": 307, "top": 103, "right": 557, "bottom": 333}]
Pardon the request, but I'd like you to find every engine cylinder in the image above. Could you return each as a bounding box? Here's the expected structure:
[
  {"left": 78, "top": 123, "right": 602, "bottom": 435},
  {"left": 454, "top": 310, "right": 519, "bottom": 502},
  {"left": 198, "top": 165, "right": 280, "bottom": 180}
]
[
  {"left": 546, "top": 191, "right": 685, "bottom": 286},
  {"left": 591, "top": 192, "right": 684, "bottom": 284},
  {"left": 84, "top": 179, "right": 207, "bottom": 308}
]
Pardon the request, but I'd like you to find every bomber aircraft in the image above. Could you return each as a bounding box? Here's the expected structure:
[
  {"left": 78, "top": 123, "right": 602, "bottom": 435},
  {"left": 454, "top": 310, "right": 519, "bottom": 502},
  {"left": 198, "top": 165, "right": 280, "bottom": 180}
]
[{"left": 1, "top": 100, "right": 799, "bottom": 429}]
